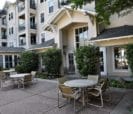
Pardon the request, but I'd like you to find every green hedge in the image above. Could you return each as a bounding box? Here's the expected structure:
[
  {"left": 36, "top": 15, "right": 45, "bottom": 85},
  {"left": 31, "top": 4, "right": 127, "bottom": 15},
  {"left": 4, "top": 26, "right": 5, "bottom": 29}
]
[
  {"left": 75, "top": 45, "right": 100, "bottom": 76},
  {"left": 15, "top": 51, "right": 39, "bottom": 73}
]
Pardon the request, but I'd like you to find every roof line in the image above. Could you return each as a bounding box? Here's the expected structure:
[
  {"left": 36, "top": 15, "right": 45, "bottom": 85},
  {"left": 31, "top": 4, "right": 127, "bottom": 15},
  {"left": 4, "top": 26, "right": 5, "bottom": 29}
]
[{"left": 91, "top": 35, "right": 133, "bottom": 42}]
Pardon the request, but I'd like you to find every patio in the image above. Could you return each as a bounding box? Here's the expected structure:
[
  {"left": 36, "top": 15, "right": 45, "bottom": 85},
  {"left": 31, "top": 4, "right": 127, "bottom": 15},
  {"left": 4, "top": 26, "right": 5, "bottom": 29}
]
[{"left": 0, "top": 79, "right": 132, "bottom": 114}]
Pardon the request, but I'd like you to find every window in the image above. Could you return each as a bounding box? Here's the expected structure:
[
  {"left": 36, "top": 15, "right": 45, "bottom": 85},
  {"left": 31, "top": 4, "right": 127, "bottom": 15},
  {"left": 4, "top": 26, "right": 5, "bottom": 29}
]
[
  {"left": 9, "top": 12, "right": 13, "bottom": 20},
  {"left": 9, "top": 14, "right": 10, "bottom": 20},
  {"left": 11, "top": 27, "right": 14, "bottom": 34},
  {"left": 14, "top": 55, "right": 19, "bottom": 66},
  {"left": 9, "top": 27, "right": 14, "bottom": 35},
  {"left": 40, "top": 13, "right": 44, "bottom": 23},
  {"left": 40, "top": 0, "right": 44, "bottom": 3},
  {"left": 11, "top": 12, "right": 13, "bottom": 19},
  {"left": 75, "top": 26, "right": 88, "bottom": 48},
  {"left": 2, "top": 42, "right": 7, "bottom": 47},
  {"left": 41, "top": 33, "right": 45, "bottom": 43},
  {"left": 31, "top": 34, "right": 36, "bottom": 45},
  {"left": 2, "top": 17, "right": 6, "bottom": 25},
  {"left": 114, "top": 47, "right": 128, "bottom": 70},
  {"left": 19, "top": 35, "right": 26, "bottom": 46},
  {"left": 5, "top": 55, "right": 13, "bottom": 68},
  {"left": 48, "top": 0, "right": 54, "bottom": 13}
]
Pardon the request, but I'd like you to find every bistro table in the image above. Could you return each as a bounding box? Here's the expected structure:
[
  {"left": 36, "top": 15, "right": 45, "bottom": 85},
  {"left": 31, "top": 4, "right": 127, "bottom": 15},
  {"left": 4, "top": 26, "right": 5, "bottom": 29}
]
[
  {"left": 10, "top": 73, "right": 31, "bottom": 88},
  {"left": 64, "top": 79, "right": 97, "bottom": 107},
  {"left": 10, "top": 73, "right": 30, "bottom": 78}
]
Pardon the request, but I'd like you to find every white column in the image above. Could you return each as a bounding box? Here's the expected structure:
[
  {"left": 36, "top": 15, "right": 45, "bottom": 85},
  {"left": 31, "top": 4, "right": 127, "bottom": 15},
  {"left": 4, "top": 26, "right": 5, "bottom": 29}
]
[
  {"left": 12, "top": 55, "right": 15, "bottom": 68},
  {"left": 3, "top": 55, "right": 5, "bottom": 69}
]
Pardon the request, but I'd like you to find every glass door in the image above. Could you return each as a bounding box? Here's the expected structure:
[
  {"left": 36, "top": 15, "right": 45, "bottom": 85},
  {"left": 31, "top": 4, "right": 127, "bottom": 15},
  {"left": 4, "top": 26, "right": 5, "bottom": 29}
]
[{"left": 68, "top": 53, "right": 75, "bottom": 73}]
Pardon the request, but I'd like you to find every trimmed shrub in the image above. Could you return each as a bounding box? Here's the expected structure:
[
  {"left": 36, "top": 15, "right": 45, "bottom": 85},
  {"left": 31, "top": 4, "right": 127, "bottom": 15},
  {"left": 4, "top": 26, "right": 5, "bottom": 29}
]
[
  {"left": 42, "top": 48, "right": 62, "bottom": 78},
  {"left": 75, "top": 45, "right": 100, "bottom": 76},
  {"left": 15, "top": 51, "right": 39, "bottom": 73}
]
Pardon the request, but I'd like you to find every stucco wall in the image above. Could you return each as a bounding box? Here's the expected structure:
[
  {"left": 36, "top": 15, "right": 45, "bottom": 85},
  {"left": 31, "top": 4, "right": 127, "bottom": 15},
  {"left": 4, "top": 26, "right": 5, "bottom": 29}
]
[{"left": 108, "top": 11, "right": 133, "bottom": 28}]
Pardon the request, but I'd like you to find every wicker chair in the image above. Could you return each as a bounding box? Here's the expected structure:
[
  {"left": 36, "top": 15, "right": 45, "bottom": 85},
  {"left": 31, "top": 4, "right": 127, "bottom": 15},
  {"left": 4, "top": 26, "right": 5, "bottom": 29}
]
[
  {"left": 18, "top": 75, "right": 32, "bottom": 88},
  {"left": 58, "top": 84, "right": 81, "bottom": 112},
  {"left": 0, "top": 71, "right": 6, "bottom": 89},
  {"left": 31, "top": 71, "right": 37, "bottom": 82}
]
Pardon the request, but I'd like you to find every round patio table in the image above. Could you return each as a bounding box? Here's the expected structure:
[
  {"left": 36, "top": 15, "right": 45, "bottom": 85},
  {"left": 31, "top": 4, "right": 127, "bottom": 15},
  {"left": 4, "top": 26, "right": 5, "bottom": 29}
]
[
  {"left": 10, "top": 73, "right": 30, "bottom": 78},
  {"left": 64, "top": 79, "right": 97, "bottom": 106}
]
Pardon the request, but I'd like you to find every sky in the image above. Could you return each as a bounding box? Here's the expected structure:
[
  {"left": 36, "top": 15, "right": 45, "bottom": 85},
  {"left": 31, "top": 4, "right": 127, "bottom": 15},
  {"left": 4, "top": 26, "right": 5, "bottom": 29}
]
[{"left": 0, "top": 0, "right": 16, "bottom": 9}]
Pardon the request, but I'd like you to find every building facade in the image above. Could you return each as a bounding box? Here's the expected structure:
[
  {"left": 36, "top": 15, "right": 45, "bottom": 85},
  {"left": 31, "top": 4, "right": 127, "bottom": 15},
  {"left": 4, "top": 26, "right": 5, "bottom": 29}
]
[{"left": 0, "top": 0, "right": 133, "bottom": 76}]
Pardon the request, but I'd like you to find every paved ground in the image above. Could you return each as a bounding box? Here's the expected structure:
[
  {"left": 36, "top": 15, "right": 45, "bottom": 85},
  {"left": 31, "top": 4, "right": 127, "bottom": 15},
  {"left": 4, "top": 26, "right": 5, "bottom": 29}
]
[{"left": 0, "top": 79, "right": 133, "bottom": 114}]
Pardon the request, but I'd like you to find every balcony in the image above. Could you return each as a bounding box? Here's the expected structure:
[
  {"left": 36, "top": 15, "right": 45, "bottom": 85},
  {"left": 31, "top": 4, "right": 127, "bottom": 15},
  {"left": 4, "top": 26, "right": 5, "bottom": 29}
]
[
  {"left": 59, "top": 0, "right": 70, "bottom": 6},
  {"left": 18, "top": 6, "right": 25, "bottom": 12},
  {"left": 30, "top": 24, "right": 36, "bottom": 29},
  {"left": 2, "top": 21, "right": 7, "bottom": 26},
  {"left": 1, "top": 35, "right": 7, "bottom": 39},
  {"left": 30, "top": 3, "right": 36, "bottom": 9},
  {"left": 19, "top": 25, "right": 25, "bottom": 32}
]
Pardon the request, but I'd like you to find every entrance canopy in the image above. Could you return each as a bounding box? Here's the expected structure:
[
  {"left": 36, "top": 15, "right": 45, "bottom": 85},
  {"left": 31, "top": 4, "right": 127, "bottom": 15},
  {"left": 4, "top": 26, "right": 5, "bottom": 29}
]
[{"left": 43, "top": 6, "right": 97, "bottom": 32}]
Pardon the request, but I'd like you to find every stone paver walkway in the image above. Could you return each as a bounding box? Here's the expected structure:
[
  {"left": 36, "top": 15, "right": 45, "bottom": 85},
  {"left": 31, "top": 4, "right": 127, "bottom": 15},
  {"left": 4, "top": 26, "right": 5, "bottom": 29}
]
[{"left": 0, "top": 79, "right": 132, "bottom": 114}]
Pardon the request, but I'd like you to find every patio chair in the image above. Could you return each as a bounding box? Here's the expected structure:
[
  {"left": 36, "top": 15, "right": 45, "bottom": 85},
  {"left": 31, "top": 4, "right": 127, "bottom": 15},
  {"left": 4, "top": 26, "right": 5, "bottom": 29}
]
[
  {"left": 87, "top": 78, "right": 111, "bottom": 108},
  {"left": 57, "top": 76, "right": 67, "bottom": 85},
  {"left": 31, "top": 71, "right": 37, "bottom": 82},
  {"left": 88, "top": 75, "right": 99, "bottom": 83},
  {"left": 18, "top": 75, "right": 32, "bottom": 88},
  {"left": 87, "top": 81, "right": 105, "bottom": 108},
  {"left": 58, "top": 84, "right": 81, "bottom": 113}
]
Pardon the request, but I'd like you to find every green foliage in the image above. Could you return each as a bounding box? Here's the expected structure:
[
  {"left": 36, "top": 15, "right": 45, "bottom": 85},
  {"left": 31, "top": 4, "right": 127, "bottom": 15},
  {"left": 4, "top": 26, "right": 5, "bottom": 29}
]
[
  {"left": 42, "top": 48, "right": 62, "bottom": 76},
  {"left": 15, "top": 51, "right": 39, "bottom": 73},
  {"left": 126, "top": 44, "right": 133, "bottom": 75},
  {"left": 109, "top": 79, "right": 133, "bottom": 89},
  {"left": 75, "top": 45, "right": 100, "bottom": 76},
  {"left": 71, "top": 0, "right": 133, "bottom": 25}
]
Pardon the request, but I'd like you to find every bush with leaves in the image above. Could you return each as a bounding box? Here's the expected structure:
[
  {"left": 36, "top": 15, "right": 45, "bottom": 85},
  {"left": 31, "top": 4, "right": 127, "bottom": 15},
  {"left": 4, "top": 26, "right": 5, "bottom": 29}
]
[
  {"left": 75, "top": 45, "right": 100, "bottom": 76},
  {"left": 42, "top": 48, "right": 62, "bottom": 78},
  {"left": 15, "top": 51, "right": 39, "bottom": 73},
  {"left": 126, "top": 44, "right": 133, "bottom": 75}
]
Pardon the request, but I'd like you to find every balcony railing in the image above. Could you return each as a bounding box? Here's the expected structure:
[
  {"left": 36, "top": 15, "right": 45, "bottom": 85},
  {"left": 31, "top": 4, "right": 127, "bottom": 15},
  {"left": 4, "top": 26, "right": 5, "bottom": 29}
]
[
  {"left": 59, "top": 0, "right": 70, "bottom": 6},
  {"left": 2, "top": 35, "right": 7, "bottom": 39},
  {"left": 30, "top": 24, "right": 36, "bottom": 29},
  {"left": 18, "top": 6, "right": 25, "bottom": 12},
  {"left": 19, "top": 25, "right": 25, "bottom": 32},
  {"left": 2, "top": 21, "right": 7, "bottom": 26},
  {"left": 30, "top": 3, "right": 36, "bottom": 9}
]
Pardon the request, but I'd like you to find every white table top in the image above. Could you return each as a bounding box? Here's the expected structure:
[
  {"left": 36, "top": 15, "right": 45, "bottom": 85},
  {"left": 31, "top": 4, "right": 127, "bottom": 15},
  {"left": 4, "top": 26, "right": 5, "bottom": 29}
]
[
  {"left": 64, "top": 79, "right": 97, "bottom": 88},
  {"left": 3, "top": 69, "right": 15, "bottom": 73},
  {"left": 10, "top": 73, "right": 30, "bottom": 78}
]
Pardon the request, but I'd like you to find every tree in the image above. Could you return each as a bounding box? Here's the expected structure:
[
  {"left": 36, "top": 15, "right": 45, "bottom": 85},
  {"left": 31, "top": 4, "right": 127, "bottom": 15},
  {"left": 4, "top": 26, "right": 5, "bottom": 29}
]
[
  {"left": 75, "top": 45, "right": 100, "bottom": 76},
  {"left": 15, "top": 51, "right": 39, "bottom": 73},
  {"left": 42, "top": 48, "right": 62, "bottom": 78},
  {"left": 71, "top": 0, "right": 133, "bottom": 24}
]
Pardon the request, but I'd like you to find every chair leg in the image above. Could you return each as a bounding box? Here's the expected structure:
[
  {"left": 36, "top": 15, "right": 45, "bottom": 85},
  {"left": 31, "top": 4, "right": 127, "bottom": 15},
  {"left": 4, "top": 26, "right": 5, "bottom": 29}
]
[
  {"left": 58, "top": 90, "right": 60, "bottom": 108},
  {"left": 74, "top": 99, "right": 76, "bottom": 113},
  {"left": 100, "top": 92, "right": 103, "bottom": 108}
]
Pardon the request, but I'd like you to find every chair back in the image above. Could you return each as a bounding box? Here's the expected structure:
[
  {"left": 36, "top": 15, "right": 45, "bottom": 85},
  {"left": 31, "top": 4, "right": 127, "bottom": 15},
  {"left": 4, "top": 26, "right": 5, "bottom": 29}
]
[
  {"left": 58, "top": 77, "right": 67, "bottom": 85},
  {"left": 58, "top": 84, "right": 74, "bottom": 97},
  {"left": 88, "top": 75, "right": 99, "bottom": 83},
  {"left": 0, "top": 71, "right": 6, "bottom": 80},
  {"left": 100, "top": 78, "right": 109, "bottom": 92},
  {"left": 24, "top": 75, "right": 32, "bottom": 82}
]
